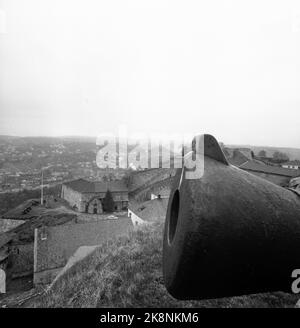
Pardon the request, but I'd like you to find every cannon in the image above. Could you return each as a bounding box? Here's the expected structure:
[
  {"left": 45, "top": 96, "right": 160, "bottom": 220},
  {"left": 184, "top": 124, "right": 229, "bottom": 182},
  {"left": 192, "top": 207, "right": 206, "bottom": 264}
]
[{"left": 163, "top": 134, "right": 300, "bottom": 300}]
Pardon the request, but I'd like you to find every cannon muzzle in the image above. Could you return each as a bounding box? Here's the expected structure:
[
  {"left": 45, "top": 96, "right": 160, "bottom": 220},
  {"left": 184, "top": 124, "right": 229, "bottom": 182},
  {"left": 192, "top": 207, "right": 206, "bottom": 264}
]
[{"left": 163, "top": 134, "right": 300, "bottom": 300}]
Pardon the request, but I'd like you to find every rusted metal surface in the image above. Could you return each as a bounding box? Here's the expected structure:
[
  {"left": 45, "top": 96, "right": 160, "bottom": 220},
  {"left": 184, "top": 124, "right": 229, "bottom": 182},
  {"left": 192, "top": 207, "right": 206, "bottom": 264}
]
[{"left": 163, "top": 134, "right": 300, "bottom": 300}]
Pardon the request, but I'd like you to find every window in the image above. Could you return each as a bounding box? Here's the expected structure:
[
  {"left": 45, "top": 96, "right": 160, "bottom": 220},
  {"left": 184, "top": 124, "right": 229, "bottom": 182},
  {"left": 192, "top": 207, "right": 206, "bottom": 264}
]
[{"left": 93, "top": 203, "right": 98, "bottom": 214}]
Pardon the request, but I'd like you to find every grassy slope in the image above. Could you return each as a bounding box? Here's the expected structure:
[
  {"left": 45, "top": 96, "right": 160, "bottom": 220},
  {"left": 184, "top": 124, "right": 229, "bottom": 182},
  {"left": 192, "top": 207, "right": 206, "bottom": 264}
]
[{"left": 28, "top": 222, "right": 298, "bottom": 308}]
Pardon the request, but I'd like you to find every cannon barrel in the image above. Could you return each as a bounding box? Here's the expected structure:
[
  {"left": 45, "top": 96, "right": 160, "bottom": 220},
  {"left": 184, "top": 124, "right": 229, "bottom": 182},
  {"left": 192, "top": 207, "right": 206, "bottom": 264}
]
[{"left": 163, "top": 134, "right": 300, "bottom": 300}]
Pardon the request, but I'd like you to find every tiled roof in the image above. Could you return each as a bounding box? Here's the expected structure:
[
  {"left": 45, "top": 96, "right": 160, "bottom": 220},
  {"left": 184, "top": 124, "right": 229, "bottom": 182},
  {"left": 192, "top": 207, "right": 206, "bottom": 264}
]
[
  {"left": 239, "top": 161, "right": 300, "bottom": 178},
  {"left": 0, "top": 233, "right": 12, "bottom": 249},
  {"left": 130, "top": 198, "right": 168, "bottom": 222},
  {"left": 64, "top": 179, "right": 128, "bottom": 193},
  {"left": 35, "top": 218, "right": 133, "bottom": 273}
]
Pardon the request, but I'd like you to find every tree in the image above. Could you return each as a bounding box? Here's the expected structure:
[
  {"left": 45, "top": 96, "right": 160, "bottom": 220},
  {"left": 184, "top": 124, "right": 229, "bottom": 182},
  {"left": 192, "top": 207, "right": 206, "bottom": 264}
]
[
  {"left": 258, "top": 150, "right": 267, "bottom": 157},
  {"left": 102, "top": 189, "right": 115, "bottom": 212},
  {"left": 122, "top": 170, "right": 132, "bottom": 187},
  {"left": 272, "top": 151, "right": 289, "bottom": 164}
]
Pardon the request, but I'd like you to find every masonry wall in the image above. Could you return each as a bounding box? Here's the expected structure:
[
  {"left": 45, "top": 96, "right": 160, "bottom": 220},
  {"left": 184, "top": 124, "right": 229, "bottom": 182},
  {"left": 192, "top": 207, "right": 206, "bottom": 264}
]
[
  {"left": 61, "top": 185, "right": 83, "bottom": 211},
  {"left": 81, "top": 192, "right": 105, "bottom": 204},
  {"left": 62, "top": 185, "right": 129, "bottom": 213},
  {"left": 129, "top": 168, "right": 176, "bottom": 192},
  {"left": 0, "top": 246, "right": 9, "bottom": 271},
  {"left": 80, "top": 191, "right": 128, "bottom": 213},
  {"left": 135, "top": 176, "right": 174, "bottom": 202},
  {"left": 149, "top": 185, "right": 171, "bottom": 200},
  {"left": 34, "top": 219, "right": 133, "bottom": 285},
  {"left": 9, "top": 243, "right": 34, "bottom": 278}
]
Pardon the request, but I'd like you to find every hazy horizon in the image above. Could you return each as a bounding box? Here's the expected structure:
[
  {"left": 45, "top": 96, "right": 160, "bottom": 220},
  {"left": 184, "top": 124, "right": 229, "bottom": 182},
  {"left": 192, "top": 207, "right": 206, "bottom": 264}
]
[
  {"left": 1, "top": 1, "right": 300, "bottom": 148},
  {"left": 1, "top": 133, "right": 300, "bottom": 151}
]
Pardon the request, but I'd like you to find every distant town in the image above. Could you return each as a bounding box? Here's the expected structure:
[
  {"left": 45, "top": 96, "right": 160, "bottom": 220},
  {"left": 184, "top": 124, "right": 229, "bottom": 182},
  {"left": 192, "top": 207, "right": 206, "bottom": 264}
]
[
  {"left": 1, "top": 135, "right": 300, "bottom": 194},
  {"left": 0, "top": 136, "right": 125, "bottom": 193}
]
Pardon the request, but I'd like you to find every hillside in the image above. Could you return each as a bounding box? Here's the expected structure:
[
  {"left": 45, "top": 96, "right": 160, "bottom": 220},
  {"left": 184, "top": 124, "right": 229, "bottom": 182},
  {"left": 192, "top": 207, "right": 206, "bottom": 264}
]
[
  {"left": 0, "top": 197, "right": 77, "bottom": 246},
  {"left": 26, "top": 222, "right": 298, "bottom": 308},
  {"left": 228, "top": 145, "right": 300, "bottom": 161},
  {"left": 0, "top": 185, "right": 61, "bottom": 216}
]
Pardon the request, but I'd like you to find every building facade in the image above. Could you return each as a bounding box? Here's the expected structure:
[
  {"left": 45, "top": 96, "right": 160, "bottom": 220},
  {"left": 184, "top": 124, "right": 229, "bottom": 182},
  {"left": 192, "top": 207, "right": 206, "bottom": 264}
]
[
  {"left": 281, "top": 160, "right": 300, "bottom": 170},
  {"left": 61, "top": 179, "right": 129, "bottom": 214}
]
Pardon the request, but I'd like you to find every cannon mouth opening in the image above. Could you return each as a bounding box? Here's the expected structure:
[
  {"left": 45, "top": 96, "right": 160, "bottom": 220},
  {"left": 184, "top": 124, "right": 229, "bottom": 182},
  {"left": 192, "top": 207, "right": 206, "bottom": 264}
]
[{"left": 168, "top": 189, "right": 180, "bottom": 245}]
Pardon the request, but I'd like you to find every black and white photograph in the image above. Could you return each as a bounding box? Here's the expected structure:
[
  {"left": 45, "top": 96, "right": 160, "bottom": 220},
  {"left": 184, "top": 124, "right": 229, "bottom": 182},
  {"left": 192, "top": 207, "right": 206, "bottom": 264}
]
[{"left": 0, "top": 0, "right": 300, "bottom": 317}]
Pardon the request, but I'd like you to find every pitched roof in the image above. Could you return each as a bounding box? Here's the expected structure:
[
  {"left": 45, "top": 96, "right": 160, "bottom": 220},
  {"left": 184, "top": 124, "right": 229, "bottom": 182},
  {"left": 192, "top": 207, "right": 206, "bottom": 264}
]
[
  {"left": 0, "top": 233, "right": 12, "bottom": 249},
  {"left": 35, "top": 218, "right": 133, "bottom": 273},
  {"left": 239, "top": 161, "right": 300, "bottom": 178},
  {"left": 64, "top": 179, "right": 128, "bottom": 193},
  {"left": 0, "top": 218, "right": 26, "bottom": 233},
  {"left": 129, "top": 198, "right": 168, "bottom": 222}
]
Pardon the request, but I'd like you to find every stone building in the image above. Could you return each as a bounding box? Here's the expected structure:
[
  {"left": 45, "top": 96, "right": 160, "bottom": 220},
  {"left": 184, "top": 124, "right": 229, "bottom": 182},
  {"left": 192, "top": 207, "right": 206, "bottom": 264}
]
[
  {"left": 281, "top": 160, "right": 300, "bottom": 170},
  {"left": 34, "top": 218, "right": 132, "bottom": 285},
  {"left": 61, "top": 179, "right": 129, "bottom": 214},
  {"left": 0, "top": 232, "right": 35, "bottom": 284},
  {"left": 0, "top": 234, "right": 12, "bottom": 294},
  {"left": 0, "top": 234, "right": 11, "bottom": 272}
]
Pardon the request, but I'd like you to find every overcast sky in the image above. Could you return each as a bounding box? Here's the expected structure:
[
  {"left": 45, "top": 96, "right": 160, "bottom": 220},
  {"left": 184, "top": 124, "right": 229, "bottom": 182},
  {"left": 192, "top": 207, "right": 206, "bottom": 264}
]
[{"left": 0, "top": 0, "right": 300, "bottom": 147}]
